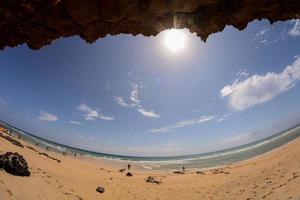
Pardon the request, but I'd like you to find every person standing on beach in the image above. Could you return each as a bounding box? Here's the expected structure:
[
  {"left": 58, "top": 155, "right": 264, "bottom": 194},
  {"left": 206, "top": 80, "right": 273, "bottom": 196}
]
[
  {"left": 183, "top": 166, "right": 185, "bottom": 173},
  {"left": 128, "top": 164, "right": 131, "bottom": 170}
]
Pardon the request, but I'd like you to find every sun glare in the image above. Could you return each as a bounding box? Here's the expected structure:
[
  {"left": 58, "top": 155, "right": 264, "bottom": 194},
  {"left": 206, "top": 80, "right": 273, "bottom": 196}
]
[{"left": 163, "top": 29, "right": 187, "bottom": 53}]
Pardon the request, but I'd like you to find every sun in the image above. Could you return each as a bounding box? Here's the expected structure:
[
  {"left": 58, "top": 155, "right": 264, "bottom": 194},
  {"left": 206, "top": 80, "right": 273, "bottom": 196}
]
[{"left": 163, "top": 29, "right": 187, "bottom": 53}]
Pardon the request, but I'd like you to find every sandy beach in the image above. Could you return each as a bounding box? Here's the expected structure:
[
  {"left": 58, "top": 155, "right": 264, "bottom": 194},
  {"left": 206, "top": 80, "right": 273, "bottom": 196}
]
[{"left": 0, "top": 130, "right": 299, "bottom": 200}]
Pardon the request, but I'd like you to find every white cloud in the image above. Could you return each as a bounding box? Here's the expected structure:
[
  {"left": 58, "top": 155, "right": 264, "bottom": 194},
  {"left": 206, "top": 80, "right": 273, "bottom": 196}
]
[
  {"left": 254, "top": 25, "right": 287, "bottom": 46},
  {"left": 98, "top": 115, "right": 115, "bottom": 121},
  {"left": 288, "top": 19, "right": 300, "bottom": 37},
  {"left": 150, "top": 115, "right": 215, "bottom": 133},
  {"left": 255, "top": 20, "right": 299, "bottom": 47},
  {"left": 77, "top": 103, "right": 114, "bottom": 121},
  {"left": 114, "top": 96, "right": 133, "bottom": 107},
  {"left": 115, "top": 78, "right": 161, "bottom": 119},
  {"left": 217, "top": 114, "right": 232, "bottom": 122},
  {"left": 130, "top": 84, "right": 140, "bottom": 104},
  {"left": 38, "top": 111, "right": 58, "bottom": 122},
  {"left": 236, "top": 68, "right": 249, "bottom": 77},
  {"left": 255, "top": 27, "right": 272, "bottom": 45},
  {"left": 137, "top": 108, "right": 161, "bottom": 118},
  {"left": 220, "top": 56, "right": 300, "bottom": 110},
  {"left": 257, "top": 28, "right": 269, "bottom": 37},
  {"left": 69, "top": 120, "right": 81, "bottom": 125},
  {"left": 77, "top": 103, "right": 98, "bottom": 120}
]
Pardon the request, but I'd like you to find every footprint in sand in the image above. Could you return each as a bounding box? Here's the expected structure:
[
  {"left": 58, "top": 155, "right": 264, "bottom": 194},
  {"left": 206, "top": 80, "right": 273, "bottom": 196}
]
[
  {"left": 75, "top": 195, "right": 83, "bottom": 200},
  {"left": 6, "top": 190, "right": 12, "bottom": 196}
]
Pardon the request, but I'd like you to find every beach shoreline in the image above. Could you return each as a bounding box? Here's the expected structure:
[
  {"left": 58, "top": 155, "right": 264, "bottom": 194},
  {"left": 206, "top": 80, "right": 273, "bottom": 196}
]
[
  {"left": 2, "top": 122, "right": 299, "bottom": 173},
  {"left": 1, "top": 129, "right": 300, "bottom": 199},
  {"left": 1, "top": 125, "right": 300, "bottom": 174}
]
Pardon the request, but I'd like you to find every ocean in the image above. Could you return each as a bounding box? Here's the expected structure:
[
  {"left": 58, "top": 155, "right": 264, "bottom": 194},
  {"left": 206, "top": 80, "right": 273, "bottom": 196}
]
[{"left": 1, "top": 121, "right": 300, "bottom": 171}]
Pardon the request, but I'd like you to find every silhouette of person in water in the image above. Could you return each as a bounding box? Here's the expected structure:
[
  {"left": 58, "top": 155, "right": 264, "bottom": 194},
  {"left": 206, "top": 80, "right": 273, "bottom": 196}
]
[
  {"left": 183, "top": 166, "right": 185, "bottom": 173},
  {"left": 128, "top": 164, "right": 131, "bottom": 170}
]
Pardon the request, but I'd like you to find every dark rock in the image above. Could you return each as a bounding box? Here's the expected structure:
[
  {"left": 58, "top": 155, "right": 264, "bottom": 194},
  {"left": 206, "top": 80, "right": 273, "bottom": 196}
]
[
  {"left": 0, "top": 0, "right": 299, "bottom": 50},
  {"left": 96, "top": 186, "right": 105, "bottom": 193},
  {"left": 126, "top": 172, "right": 133, "bottom": 177},
  {"left": 146, "top": 176, "right": 161, "bottom": 185},
  {"left": 0, "top": 152, "right": 30, "bottom": 176},
  {"left": 196, "top": 171, "right": 205, "bottom": 174}
]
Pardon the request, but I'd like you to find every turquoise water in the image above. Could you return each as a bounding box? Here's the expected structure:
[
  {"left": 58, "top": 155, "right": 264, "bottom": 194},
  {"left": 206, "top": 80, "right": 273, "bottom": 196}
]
[{"left": 1, "top": 121, "right": 300, "bottom": 171}]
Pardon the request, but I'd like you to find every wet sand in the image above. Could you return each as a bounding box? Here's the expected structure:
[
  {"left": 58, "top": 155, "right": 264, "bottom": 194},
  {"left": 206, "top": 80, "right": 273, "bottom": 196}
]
[{"left": 0, "top": 130, "right": 299, "bottom": 200}]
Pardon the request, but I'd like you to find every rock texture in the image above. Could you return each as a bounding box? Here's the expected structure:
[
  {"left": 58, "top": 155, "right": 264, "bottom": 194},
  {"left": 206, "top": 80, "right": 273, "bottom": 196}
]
[
  {"left": 0, "top": 0, "right": 299, "bottom": 50},
  {"left": 0, "top": 152, "right": 30, "bottom": 176}
]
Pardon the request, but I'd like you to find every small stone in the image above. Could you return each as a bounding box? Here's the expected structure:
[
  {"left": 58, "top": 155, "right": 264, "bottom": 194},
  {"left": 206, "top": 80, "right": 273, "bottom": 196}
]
[
  {"left": 126, "top": 172, "right": 133, "bottom": 177},
  {"left": 96, "top": 186, "right": 105, "bottom": 193}
]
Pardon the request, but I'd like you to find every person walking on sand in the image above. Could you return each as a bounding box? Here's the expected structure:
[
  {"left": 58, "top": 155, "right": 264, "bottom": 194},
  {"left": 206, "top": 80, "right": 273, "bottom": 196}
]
[{"left": 128, "top": 164, "right": 131, "bottom": 170}]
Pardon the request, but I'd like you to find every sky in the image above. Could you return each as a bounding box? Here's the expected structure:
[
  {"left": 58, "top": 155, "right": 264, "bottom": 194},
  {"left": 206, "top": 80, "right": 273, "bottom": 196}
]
[{"left": 0, "top": 19, "right": 300, "bottom": 156}]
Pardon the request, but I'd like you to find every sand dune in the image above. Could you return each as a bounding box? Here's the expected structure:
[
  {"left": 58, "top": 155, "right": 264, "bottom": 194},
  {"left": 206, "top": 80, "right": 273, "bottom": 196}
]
[{"left": 0, "top": 131, "right": 299, "bottom": 200}]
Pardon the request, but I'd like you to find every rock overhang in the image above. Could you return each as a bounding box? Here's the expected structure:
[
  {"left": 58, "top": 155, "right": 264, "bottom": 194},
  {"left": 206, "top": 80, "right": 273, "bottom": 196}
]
[{"left": 0, "top": 0, "right": 299, "bottom": 50}]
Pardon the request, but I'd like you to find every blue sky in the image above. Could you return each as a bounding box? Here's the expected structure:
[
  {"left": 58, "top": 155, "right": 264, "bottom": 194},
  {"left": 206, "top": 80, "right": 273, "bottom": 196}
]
[{"left": 0, "top": 19, "right": 300, "bottom": 156}]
